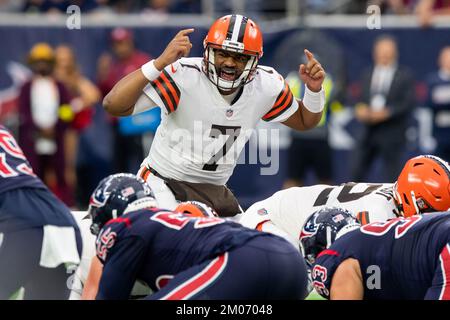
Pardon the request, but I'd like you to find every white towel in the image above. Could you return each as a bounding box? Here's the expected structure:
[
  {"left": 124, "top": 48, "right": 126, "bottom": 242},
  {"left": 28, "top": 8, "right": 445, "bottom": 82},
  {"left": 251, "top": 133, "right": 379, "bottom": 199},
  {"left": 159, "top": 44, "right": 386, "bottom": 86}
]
[{"left": 40, "top": 225, "right": 80, "bottom": 269}]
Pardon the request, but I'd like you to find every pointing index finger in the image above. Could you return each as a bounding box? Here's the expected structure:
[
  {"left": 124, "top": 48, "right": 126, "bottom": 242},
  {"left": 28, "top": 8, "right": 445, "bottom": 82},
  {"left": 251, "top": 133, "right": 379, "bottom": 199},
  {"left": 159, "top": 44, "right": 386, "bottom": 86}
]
[
  {"left": 178, "top": 28, "right": 195, "bottom": 37},
  {"left": 304, "top": 49, "right": 314, "bottom": 61}
]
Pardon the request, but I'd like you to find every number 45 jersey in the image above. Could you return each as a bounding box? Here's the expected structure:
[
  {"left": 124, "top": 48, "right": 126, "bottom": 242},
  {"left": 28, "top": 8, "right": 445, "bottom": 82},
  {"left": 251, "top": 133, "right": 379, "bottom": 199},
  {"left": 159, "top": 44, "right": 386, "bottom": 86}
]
[
  {"left": 141, "top": 57, "right": 299, "bottom": 185},
  {"left": 95, "top": 208, "right": 280, "bottom": 299},
  {"left": 239, "top": 183, "right": 399, "bottom": 246}
]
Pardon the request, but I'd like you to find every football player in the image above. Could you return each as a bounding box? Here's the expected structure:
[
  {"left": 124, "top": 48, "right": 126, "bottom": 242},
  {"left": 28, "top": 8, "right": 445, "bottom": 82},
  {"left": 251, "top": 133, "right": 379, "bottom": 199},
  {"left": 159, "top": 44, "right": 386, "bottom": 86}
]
[
  {"left": 85, "top": 173, "right": 309, "bottom": 300},
  {"left": 239, "top": 155, "right": 450, "bottom": 249},
  {"left": 0, "top": 125, "right": 82, "bottom": 299},
  {"left": 102, "top": 14, "right": 326, "bottom": 216},
  {"left": 304, "top": 207, "right": 450, "bottom": 300},
  {"left": 73, "top": 200, "right": 218, "bottom": 299}
]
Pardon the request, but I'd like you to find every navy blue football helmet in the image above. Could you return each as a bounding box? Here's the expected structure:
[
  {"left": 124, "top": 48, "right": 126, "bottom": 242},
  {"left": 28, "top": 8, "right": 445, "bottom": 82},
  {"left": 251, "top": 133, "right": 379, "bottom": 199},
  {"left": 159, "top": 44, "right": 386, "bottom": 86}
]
[
  {"left": 300, "top": 207, "right": 360, "bottom": 267},
  {"left": 88, "top": 173, "right": 156, "bottom": 235}
]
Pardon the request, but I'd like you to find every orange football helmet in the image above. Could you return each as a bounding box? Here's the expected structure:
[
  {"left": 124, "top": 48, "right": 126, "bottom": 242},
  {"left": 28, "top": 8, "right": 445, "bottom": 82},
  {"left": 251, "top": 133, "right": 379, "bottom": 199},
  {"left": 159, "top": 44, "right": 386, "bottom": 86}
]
[
  {"left": 203, "top": 14, "right": 263, "bottom": 91},
  {"left": 174, "top": 201, "right": 218, "bottom": 218},
  {"left": 394, "top": 155, "right": 450, "bottom": 217}
]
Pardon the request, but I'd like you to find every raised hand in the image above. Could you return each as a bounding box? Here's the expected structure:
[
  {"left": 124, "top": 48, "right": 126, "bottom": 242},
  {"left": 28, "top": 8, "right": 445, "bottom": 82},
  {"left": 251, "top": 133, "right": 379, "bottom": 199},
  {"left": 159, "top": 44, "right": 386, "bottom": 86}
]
[
  {"left": 154, "top": 28, "right": 195, "bottom": 71},
  {"left": 299, "top": 49, "right": 326, "bottom": 92}
]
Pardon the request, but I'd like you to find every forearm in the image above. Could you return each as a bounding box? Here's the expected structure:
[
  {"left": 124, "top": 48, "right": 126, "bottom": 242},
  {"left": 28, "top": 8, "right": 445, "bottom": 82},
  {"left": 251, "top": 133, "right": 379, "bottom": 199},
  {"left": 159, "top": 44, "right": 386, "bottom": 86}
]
[
  {"left": 103, "top": 69, "right": 150, "bottom": 117},
  {"left": 282, "top": 87, "right": 324, "bottom": 131},
  {"left": 81, "top": 256, "right": 103, "bottom": 300},
  {"left": 329, "top": 258, "right": 364, "bottom": 300},
  {"left": 298, "top": 99, "right": 323, "bottom": 129}
]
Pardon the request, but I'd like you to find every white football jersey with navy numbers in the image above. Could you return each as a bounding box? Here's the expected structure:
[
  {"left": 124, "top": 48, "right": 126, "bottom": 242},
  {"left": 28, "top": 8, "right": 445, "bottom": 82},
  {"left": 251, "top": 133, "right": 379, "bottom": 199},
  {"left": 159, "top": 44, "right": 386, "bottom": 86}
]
[
  {"left": 239, "top": 183, "right": 399, "bottom": 247},
  {"left": 140, "top": 57, "right": 299, "bottom": 185}
]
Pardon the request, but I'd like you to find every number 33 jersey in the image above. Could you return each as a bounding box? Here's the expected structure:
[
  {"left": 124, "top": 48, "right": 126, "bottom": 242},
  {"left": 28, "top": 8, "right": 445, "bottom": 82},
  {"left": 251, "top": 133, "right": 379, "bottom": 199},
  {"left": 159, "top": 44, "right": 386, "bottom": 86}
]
[
  {"left": 141, "top": 57, "right": 299, "bottom": 185},
  {"left": 239, "top": 183, "right": 399, "bottom": 246}
]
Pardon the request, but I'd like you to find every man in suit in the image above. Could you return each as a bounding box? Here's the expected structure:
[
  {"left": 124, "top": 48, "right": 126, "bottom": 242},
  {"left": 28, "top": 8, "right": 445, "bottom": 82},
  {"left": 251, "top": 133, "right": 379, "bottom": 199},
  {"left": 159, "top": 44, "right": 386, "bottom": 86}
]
[{"left": 352, "top": 35, "right": 416, "bottom": 182}]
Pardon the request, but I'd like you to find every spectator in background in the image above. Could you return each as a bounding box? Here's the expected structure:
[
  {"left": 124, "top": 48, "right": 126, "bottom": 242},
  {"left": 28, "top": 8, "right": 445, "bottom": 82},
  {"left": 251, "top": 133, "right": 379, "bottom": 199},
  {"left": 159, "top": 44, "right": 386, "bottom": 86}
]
[
  {"left": 18, "top": 43, "right": 76, "bottom": 206},
  {"left": 140, "top": 0, "right": 201, "bottom": 19},
  {"left": 22, "top": 0, "right": 107, "bottom": 14},
  {"left": 213, "top": 0, "right": 263, "bottom": 19},
  {"left": 425, "top": 46, "right": 450, "bottom": 162},
  {"left": 54, "top": 44, "right": 101, "bottom": 208},
  {"left": 141, "top": 0, "right": 170, "bottom": 19},
  {"left": 0, "top": 0, "right": 25, "bottom": 12},
  {"left": 368, "top": 0, "right": 414, "bottom": 14},
  {"left": 415, "top": 0, "right": 450, "bottom": 27},
  {"left": 107, "top": 0, "right": 138, "bottom": 13},
  {"left": 97, "top": 28, "right": 151, "bottom": 173},
  {"left": 169, "top": 0, "right": 201, "bottom": 13},
  {"left": 22, "top": 0, "right": 70, "bottom": 13},
  {"left": 351, "top": 35, "right": 415, "bottom": 182}
]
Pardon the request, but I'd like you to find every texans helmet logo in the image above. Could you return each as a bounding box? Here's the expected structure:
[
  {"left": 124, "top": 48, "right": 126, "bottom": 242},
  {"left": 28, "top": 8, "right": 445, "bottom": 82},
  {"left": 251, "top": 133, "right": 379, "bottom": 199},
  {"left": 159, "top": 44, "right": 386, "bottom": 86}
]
[
  {"left": 89, "top": 177, "right": 114, "bottom": 207},
  {"left": 300, "top": 213, "right": 319, "bottom": 240}
]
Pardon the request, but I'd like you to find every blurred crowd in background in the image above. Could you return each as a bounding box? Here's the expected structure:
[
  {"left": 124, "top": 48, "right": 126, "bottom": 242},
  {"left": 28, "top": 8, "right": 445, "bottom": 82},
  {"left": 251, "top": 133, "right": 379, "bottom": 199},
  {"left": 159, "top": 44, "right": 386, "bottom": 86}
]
[
  {"left": 0, "top": 0, "right": 449, "bottom": 24},
  {"left": 0, "top": 0, "right": 449, "bottom": 210}
]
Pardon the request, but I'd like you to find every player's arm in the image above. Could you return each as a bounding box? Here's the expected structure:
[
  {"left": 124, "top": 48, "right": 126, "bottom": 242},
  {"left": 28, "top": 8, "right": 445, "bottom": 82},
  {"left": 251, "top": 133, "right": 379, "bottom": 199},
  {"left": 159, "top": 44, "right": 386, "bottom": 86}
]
[
  {"left": 424, "top": 243, "right": 450, "bottom": 300},
  {"left": 282, "top": 49, "right": 325, "bottom": 131},
  {"left": 96, "top": 236, "right": 146, "bottom": 300},
  {"left": 81, "top": 256, "right": 103, "bottom": 300},
  {"left": 329, "top": 258, "right": 364, "bottom": 300},
  {"left": 103, "top": 28, "right": 194, "bottom": 117}
]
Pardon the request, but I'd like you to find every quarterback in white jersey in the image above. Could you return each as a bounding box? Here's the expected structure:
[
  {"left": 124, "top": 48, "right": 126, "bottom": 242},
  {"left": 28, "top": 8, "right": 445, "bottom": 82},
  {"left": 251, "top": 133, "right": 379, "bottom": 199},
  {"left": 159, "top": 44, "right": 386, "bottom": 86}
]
[
  {"left": 140, "top": 56, "right": 299, "bottom": 185},
  {"left": 239, "top": 182, "right": 400, "bottom": 248},
  {"left": 102, "top": 14, "right": 326, "bottom": 215}
]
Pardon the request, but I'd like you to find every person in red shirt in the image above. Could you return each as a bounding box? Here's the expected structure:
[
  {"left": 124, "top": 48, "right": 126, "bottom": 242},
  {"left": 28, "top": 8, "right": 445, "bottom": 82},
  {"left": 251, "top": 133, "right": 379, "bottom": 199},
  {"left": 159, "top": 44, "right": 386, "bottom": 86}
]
[{"left": 97, "top": 28, "right": 151, "bottom": 173}]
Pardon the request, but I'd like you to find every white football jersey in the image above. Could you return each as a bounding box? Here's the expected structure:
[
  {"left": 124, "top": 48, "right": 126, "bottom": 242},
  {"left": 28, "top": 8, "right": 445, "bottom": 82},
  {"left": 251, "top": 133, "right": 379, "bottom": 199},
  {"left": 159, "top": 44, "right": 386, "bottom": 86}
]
[
  {"left": 239, "top": 182, "right": 399, "bottom": 247},
  {"left": 140, "top": 57, "right": 299, "bottom": 185}
]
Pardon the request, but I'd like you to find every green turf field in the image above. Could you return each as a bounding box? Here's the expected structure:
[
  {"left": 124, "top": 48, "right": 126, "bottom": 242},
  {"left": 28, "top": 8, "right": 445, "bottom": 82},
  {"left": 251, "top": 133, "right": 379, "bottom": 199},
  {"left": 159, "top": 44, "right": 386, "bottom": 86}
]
[{"left": 306, "top": 290, "right": 325, "bottom": 300}]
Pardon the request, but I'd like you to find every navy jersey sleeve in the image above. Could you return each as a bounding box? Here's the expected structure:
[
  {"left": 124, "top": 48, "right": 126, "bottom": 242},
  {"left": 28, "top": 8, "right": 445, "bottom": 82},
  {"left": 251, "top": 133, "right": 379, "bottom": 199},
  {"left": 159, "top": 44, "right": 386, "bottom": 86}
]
[
  {"left": 96, "top": 235, "right": 147, "bottom": 300},
  {"left": 424, "top": 243, "right": 450, "bottom": 300},
  {"left": 311, "top": 248, "right": 346, "bottom": 299}
]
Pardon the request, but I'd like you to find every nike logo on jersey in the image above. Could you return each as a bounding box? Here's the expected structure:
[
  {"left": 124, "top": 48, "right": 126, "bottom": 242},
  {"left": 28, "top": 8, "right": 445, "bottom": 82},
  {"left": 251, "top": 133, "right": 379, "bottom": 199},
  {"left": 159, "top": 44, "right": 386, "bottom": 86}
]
[{"left": 171, "top": 64, "right": 177, "bottom": 73}]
